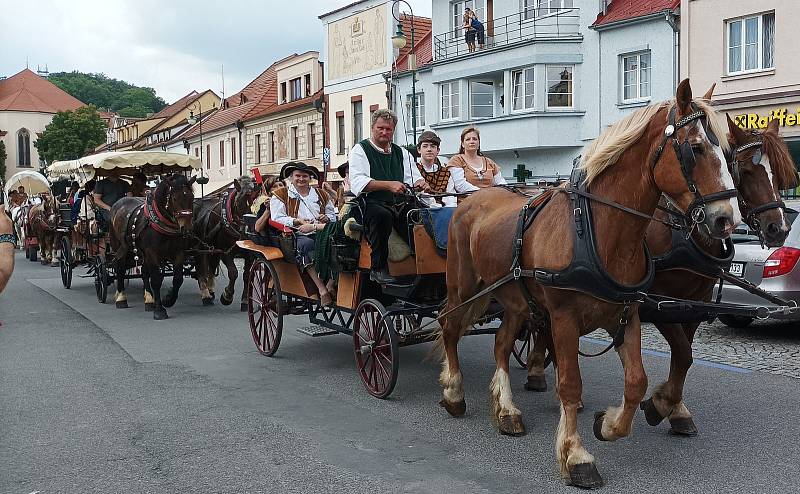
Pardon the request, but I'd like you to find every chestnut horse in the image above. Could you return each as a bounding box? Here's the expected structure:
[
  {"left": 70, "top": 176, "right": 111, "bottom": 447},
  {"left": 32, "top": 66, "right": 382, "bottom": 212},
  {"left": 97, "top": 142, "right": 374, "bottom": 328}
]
[
  {"left": 192, "top": 176, "right": 259, "bottom": 309},
  {"left": 523, "top": 114, "right": 799, "bottom": 437},
  {"left": 28, "top": 194, "right": 58, "bottom": 265},
  {"left": 438, "top": 80, "right": 740, "bottom": 488},
  {"left": 109, "top": 174, "right": 196, "bottom": 320}
]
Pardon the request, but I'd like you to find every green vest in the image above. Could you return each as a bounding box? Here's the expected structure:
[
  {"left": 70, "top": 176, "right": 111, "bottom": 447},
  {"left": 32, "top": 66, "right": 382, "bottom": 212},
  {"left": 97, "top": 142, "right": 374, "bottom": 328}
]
[{"left": 359, "top": 139, "right": 405, "bottom": 204}]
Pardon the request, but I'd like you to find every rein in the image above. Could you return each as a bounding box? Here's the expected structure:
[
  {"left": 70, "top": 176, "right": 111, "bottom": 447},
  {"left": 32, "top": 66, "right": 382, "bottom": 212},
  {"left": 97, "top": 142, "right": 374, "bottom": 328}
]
[{"left": 144, "top": 186, "right": 192, "bottom": 237}]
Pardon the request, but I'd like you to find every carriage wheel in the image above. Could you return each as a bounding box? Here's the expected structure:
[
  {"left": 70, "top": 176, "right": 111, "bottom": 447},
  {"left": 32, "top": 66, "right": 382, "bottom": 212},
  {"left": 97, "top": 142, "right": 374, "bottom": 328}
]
[
  {"left": 246, "top": 257, "right": 283, "bottom": 356},
  {"left": 512, "top": 330, "right": 533, "bottom": 369},
  {"left": 94, "top": 258, "right": 108, "bottom": 303},
  {"left": 353, "top": 299, "right": 400, "bottom": 399},
  {"left": 60, "top": 237, "right": 72, "bottom": 289}
]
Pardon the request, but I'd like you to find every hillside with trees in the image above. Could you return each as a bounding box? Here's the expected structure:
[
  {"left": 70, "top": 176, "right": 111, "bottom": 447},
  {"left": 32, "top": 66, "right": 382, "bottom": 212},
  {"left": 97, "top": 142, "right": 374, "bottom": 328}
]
[{"left": 48, "top": 71, "right": 167, "bottom": 118}]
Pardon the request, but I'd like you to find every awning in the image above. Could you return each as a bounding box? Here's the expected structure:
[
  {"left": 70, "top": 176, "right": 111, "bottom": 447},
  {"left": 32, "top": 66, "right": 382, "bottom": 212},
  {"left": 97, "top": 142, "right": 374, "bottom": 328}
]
[{"left": 48, "top": 151, "right": 202, "bottom": 181}]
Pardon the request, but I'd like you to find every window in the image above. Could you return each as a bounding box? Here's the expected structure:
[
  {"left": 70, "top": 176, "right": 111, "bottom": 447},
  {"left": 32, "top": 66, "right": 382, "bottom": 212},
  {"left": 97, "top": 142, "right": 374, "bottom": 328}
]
[
  {"left": 307, "top": 123, "right": 316, "bottom": 157},
  {"left": 470, "top": 81, "right": 494, "bottom": 119},
  {"left": 290, "top": 77, "right": 302, "bottom": 101},
  {"left": 280, "top": 82, "right": 287, "bottom": 103},
  {"left": 255, "top": 134, "right": 262, "bottom": 164},
  {"left": 452, "top": 0, "right": 485, "bottom": 35},
  {"left": 727, "top": 12, "right": 775, "bottom": 74},
  {"left": 546, "top": 65, "right": 573, "bottom": 108},
  {"left": 268, "top": 132, "right": 275, "bottom": 162},
  {"left": 194, "top": 147, "right": 199, "bottom": 157},
  {"left": 533, "top": 0, "right": 572, "bottom": 17},
  {"left": 304, "top": 74, "right": 312, "bottom": 97},
  {"left": 291, "top": 126, "right": 298, "bottom": 159},
  {"left": 512, "top": 67, "right": 535, "bottom": 111},
  {"left": 17, "top": 129, "right": 31, "bottom": 168},
  {"left": 231, "top": 137, "right": 237, "bottom": 165},
  {"left": 206, "top": 144, "right": 211, "bottom": 169},
  {"left": 621, "top": 52, "right": 651, "bottom": 102},
  {"left": 406, "top": 93, "right": 426, "bottom": 129},
  {"left": 352, "top": 101, "right": 363, "bottom": 145},
  {"left": 219, "top": 141, "right": 225, "bottom": 167},
  {"left": 441, "top": 81, "right": 460, "bottom": 120},
  {"left": 337, "top": 115, "right": 346, "bottom": 154}
]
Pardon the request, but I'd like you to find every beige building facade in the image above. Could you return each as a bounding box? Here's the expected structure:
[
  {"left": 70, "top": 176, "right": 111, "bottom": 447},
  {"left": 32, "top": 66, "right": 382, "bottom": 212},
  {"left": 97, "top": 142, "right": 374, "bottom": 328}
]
[
  {"left": 681, "top": 0, "right": 800, "bottom": 176},
  {"left": 320, "top": 0, "right": 396, "bottom": 181}
]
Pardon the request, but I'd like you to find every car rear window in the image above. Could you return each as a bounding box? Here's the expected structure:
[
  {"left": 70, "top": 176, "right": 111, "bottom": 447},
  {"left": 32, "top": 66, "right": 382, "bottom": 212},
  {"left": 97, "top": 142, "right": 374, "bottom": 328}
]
[{"left": 731, "top": 207, "right": 798, "bottom": 244}]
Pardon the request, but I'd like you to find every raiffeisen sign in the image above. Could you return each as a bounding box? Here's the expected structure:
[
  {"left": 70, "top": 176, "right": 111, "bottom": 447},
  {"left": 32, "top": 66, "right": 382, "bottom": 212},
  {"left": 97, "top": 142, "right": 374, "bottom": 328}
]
[{"left": 734, "top": 108, "right": 800, "bottom": 130}]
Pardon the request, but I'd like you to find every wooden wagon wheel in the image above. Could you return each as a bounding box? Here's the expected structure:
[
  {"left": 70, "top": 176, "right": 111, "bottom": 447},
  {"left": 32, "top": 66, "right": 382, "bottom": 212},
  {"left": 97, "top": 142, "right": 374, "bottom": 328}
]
[
  {"left": 60, "top": 236, "right": 72, "bottom": 289},
  {"left": 353, "top": 299, "right": 400, "bottom": 399},
  {"left": 246, "top": 257, "right": 283, "bottom": 356}
]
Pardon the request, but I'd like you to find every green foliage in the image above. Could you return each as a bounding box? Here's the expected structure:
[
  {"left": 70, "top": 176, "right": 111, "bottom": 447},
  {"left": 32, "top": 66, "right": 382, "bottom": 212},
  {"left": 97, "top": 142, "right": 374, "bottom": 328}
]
[
  {"left": 0, "top": 141, "right": 6, "bottom": 180},
  {"left": 34, "top": 106, "right": 107, "bottom": 164},
  {"left": 48, "top": 71, "right": 167, "bottom": 118}
]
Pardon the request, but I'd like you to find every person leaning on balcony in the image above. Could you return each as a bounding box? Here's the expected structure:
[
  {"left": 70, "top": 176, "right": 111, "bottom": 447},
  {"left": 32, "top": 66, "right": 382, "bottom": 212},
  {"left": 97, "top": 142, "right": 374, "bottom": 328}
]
[
  {"left": 446, "top": 126, "right": 507, "bottom": 191},
  {"left": 463, "top": 7, "right": 476, "bottom": 53},
  {"left": 469, "top": 10, "right": 485, "bottom": 50}
]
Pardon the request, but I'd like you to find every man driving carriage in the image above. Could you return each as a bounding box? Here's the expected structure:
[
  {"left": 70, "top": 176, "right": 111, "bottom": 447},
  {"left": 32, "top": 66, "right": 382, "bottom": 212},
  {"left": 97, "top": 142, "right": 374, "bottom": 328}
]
[
  {"left": 93, "top": 174, "right": 130, "bottom": 226},
  {"left": 347, "top": 108, "right": 428, "bottom": 285}
]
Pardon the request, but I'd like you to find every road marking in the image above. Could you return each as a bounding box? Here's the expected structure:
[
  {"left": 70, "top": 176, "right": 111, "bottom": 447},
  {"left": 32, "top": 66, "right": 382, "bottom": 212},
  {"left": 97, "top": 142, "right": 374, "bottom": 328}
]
[{"left": 580, "top": 336, "right": 752, "bottom": 374}]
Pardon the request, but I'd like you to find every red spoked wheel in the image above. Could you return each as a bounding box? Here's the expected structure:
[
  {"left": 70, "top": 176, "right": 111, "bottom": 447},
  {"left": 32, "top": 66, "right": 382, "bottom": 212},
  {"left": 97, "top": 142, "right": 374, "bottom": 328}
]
[
  {"left": 353, "top": 299, "right": 399, "bottom": 399},
  {"left": 247, "top": 257, "right": 283, "bottom": 356},
  {"left": 512, "top": 329, "right": 533, "bottom": 369}
]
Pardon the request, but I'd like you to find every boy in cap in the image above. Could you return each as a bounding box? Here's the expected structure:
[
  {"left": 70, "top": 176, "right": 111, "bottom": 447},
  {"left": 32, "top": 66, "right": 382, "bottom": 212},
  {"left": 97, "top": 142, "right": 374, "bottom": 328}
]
[{"left": 416, "top": 130, "right": 477, "bottom": 208}]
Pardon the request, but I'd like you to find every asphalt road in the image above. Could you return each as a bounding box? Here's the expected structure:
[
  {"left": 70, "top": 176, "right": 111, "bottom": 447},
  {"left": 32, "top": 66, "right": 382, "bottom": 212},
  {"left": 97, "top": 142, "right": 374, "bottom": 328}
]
[{"left": 2, "top": 252, "right": 799, "bottom": 493}]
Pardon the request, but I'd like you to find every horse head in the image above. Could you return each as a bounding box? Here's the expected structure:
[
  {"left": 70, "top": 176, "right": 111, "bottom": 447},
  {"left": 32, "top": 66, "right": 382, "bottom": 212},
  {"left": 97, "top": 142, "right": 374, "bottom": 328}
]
[
  {"left": 651, "top": 79, "right": 741, "bottom": 239},
  {"left": 232, "top": 176, "right": 259, "bottom": 217},
  {"left": 163, "top": 174, "right": 196, "bottom": 232},
  {"left": 727, "top": 115, "right": 798, "bottom": 247}
]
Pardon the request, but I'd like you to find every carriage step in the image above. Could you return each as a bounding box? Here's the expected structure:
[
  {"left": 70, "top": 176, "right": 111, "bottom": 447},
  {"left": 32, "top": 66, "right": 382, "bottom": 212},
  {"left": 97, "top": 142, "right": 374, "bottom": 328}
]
[{"left": 297, "top": 326, "right": 339, "bottom": 337}]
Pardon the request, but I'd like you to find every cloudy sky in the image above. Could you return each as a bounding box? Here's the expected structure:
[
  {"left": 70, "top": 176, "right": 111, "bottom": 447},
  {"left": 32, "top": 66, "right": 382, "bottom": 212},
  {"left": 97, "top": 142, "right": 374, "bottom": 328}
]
[{"left": 1, "top": 0, "right": 432, "bottom": 103}]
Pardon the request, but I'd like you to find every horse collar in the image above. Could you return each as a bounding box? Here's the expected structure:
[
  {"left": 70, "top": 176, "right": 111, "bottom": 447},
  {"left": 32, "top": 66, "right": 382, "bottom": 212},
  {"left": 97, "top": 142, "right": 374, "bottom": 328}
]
[{"left": 145, "top": 190, "right": 180, "bottom": 235}]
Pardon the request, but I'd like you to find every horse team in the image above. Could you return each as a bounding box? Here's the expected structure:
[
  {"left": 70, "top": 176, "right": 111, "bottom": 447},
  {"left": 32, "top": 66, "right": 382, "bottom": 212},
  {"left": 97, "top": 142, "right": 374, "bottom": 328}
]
[{"left": 37, "top": 80, "right": 797, "bottom": 488}]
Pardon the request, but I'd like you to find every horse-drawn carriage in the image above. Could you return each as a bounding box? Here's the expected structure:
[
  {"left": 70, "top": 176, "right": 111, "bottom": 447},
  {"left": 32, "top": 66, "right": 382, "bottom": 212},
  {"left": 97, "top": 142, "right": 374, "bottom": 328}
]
[
  {"left": 47, "top": 151, "right": 203, "bottom": 311},
  {"left": 3, "top": 170, "right": 57, "bottom": 263}
]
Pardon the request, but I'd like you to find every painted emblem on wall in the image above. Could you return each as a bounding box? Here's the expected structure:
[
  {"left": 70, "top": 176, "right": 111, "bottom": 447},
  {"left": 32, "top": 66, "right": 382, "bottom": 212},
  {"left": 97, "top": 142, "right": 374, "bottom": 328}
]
[
  {"left": 276, "top": 124, "right": 288, "bottom": 160},
  {"left": 328, "top": 4, "right": 387, "bottom": 81}
]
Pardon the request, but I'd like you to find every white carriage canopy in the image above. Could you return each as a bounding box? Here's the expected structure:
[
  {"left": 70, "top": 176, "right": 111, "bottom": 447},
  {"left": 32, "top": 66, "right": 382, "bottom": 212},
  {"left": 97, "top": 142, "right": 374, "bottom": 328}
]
[
  {"left": 4, "top": 170, "right": 51, "bottom": 210},
  {"left": 47, "top": 151, "right": 202, "bottom": 184}
]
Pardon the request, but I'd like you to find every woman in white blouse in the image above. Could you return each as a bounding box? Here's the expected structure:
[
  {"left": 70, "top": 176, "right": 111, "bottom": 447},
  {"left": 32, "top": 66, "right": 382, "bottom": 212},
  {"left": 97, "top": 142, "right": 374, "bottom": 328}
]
[{"left": 270, "top": 162, "right": 337, "bottom": 306}]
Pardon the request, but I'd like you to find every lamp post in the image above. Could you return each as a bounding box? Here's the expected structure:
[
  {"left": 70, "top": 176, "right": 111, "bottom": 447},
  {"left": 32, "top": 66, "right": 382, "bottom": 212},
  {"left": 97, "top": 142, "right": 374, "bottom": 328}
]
[
  {"left": 187, "top": 103, "right": 209, "bottom": 197},
  {"left": 391, "top": 0, "right": 417, "bottom": 145}
]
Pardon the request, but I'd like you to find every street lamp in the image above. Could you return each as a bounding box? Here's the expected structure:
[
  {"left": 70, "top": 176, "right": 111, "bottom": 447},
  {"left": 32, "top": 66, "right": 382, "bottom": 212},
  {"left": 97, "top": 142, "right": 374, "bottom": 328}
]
[
  {"left": 391, "top": 0, "right": 418, "bottom": 145},
  {"left": 187, "top": 102, "right": 210, "bottom": 196}
]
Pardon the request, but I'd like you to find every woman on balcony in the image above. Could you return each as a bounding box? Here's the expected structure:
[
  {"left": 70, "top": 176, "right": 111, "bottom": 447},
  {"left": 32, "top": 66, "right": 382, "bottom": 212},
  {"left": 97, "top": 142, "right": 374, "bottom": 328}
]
[
  {"left": 463, "top": 8, "right": 476, "bottom": 53},
  {"left": 447, "top": 127, "right": 506, "bottom": 192}
]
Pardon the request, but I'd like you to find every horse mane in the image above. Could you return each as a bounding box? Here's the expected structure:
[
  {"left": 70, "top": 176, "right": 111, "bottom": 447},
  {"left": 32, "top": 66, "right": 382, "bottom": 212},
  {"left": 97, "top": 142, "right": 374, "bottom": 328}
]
[
  {"left": 580, "top": 97, "right": 730, "bottom": 185},
  {"left": 761, "top": 130, "right": 799, "bottom": 189}
]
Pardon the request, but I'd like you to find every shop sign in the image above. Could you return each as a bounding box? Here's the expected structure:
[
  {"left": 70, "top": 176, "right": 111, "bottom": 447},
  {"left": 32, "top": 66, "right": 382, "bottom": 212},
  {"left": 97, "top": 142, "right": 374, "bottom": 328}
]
[{"left": 734, "top": 108, "right": 800, "bottom": 130}]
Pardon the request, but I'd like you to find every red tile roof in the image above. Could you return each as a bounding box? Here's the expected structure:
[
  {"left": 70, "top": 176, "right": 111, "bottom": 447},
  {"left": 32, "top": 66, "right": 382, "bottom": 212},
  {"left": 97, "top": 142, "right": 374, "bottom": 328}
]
[
  {"left": 151, "top": 90, "right": 217, "bottom": 119},
  {"left": 181, "top": 103, "right": 254, "bottom": 139},
  {"left": 395, "top": 15, "right": 433, "bottom": 72},
  {"left": 0, "top": 68, "right": 85, "bottom": 113},
  {"left": 243, "top": 89, "right": 323, "bottom": 123},
  {"left": 592, "top": 0, "right": 679, "bottom": 27}
]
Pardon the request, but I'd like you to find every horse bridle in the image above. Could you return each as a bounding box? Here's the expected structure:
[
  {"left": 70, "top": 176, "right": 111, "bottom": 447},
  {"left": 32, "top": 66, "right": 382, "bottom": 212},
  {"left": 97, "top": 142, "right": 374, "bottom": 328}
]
[
  {"left": 652, "top": 104, "right": 738, "bottom": 227},
  {"left": 730, "top": 137, "right": 786, "bottom": 234}
]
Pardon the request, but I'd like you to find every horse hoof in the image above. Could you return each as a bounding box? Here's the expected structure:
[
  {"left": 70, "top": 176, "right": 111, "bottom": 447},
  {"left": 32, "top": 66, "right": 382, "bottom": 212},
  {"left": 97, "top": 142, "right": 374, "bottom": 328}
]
[
  {"left": 499, "top": 415, "right": 526, "bottom": 437},
  {"left": 209, "top": 291, "right": 215, "bottom": 300},
  {"left": 220, "top": 294, "right": 233, "bottom": 306},
  {"left": 668, "top": 417, "right": 698, "bottom": 437},
  {"left": 240, "top": 302, "right": 247, "bottom": 312},
  {"left": 202, "top": 298, "right": 214, "bottom": 306},
  {"left": 566, "top": 462, "right": 604, "bottom": 489},
  {"left": 115, "top": 300, "right": 129, "bottom": 309},
  {"left": 162, "top": 294, "right": 176, "bottom": 308},
  {"left": 577, "top": 401, "right": 584, "bottom": 413},
  {"left": 439, "top": 398, "right": 466, "bottom": 417},
  {"left": 640, "top": 398, "right": 665, "bottom": 426},
  {"left": 144, "top": 303, "right": 155, "bottom": 312},
  {"left": 593, "top": 411, "right": 609, "bottom": 441},
  {"left": 153, "top": 309, "right": 169, "bottom": 320},
  {"left": 524, "top": 375, "right": 547, "bottom": 392}
]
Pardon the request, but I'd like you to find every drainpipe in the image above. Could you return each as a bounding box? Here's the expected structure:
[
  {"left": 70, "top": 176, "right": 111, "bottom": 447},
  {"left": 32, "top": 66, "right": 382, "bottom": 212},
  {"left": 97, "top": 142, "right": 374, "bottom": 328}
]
[
  {"left": 236, "top": 120, "right": 244, "bottom": 177},
  {"left": 665, "top": 11, "right": 680, "bottom": 90}
]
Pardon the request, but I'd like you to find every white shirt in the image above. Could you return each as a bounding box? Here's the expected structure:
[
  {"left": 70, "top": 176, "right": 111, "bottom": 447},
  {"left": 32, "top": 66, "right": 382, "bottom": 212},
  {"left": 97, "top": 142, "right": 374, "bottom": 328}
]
[
  {"left": 348, "top": 139, "right": 423, "bottom": 197},
  {"left": 417, "top": 160, "right": 459, "bottom": 208},
  {"left": 269, "top": 183, "right": 336, "bottom": 231},
  {"left": 447, "top": 157, "right": 508, "bottom": 188}
]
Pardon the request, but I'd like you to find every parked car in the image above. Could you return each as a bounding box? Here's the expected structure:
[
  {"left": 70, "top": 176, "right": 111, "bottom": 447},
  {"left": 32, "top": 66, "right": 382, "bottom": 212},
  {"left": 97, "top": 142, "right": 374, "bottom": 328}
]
[{"left": 718, "top": 200, "right": 800, "bottom": 328}]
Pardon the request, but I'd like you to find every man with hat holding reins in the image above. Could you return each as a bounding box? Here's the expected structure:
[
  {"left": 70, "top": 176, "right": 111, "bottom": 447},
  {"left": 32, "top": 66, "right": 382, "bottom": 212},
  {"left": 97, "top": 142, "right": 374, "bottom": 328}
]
[
  {"left": 270, "top": 161, "right": 336, "bottom": 305},
  {"left": 348, "top": 108, "right": 426, "bottom": 284}
]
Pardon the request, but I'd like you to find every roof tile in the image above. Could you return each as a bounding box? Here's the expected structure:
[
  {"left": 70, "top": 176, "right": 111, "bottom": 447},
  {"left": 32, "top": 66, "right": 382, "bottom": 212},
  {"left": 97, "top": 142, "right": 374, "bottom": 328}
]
[
  {"left": 0, "top": 68, "right": 85, "bottom": 112},
  {"left": 592, "top": 0, "right": 679, "bottom": 27}
]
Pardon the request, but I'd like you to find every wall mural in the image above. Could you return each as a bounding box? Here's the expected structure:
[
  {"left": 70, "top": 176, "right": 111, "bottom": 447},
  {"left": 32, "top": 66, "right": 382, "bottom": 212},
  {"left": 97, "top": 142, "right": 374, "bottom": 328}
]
[
  {"left": 276, "top": 123, "right": 288, "bottom": 160},
  {"left": 328, "top": 4, "right": 387, "bottom": 81}
]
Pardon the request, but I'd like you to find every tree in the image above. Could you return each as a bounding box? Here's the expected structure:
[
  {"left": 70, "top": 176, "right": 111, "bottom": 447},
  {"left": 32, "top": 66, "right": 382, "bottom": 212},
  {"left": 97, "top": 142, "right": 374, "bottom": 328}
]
[
  {"left": 34, "top": 106, "right": 107, "bottom": 165},
  {"left": 48, "top": 72, "right": 167, "bottom": 118}
]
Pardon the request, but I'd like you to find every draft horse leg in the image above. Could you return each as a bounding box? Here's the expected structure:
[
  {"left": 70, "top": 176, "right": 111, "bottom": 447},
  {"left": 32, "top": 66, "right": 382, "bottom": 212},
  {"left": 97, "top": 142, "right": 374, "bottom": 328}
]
[
  {"left": 114, "top": 255, "right": 128, "bottom": 309},
  {"left": 240, "top": 252, "right": 253, "bottom": 312},
  {"left": 490, "top": 308, "right": 527, "bottom": 436},
  {"left": 526, "top": 327, "right": 550, "bottom": 392},
  {"left": 641, "top": 322, "right": 699, "bottom": 436},
  {"left": 147, "top": 259, "right": 168, "bottom": 320},
  {"left": 219, "top": 253, "right": 237, "bottom": 306},
  {"left": 162, "top": 254, "right": 185, "bottom": 309},
  {"left": 197, "top": 254, "right": 214, "bottom": 306}
]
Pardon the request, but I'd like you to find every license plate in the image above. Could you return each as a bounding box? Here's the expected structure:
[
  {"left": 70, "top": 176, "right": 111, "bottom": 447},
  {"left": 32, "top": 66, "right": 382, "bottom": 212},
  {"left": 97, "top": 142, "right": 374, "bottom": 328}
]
[{"left": 729, "top": 262, "right": 744, "bottom": 277}]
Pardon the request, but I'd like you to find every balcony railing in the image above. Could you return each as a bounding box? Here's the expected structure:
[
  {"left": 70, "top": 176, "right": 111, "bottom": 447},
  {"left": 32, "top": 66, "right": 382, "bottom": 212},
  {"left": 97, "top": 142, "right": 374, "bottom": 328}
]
[{"left": 433, "top": 8, "right": 581, "bottom": 62}]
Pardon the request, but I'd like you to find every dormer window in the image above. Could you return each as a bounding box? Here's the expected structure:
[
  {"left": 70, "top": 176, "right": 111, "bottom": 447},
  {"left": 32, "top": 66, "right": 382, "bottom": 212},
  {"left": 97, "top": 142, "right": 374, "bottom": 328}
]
[
  {"left": 290, "top": 77, "right": 302, "bottom": 101},
  {"left": 280, "top": 82, "right": 287, "bottom": 104},
  {"left": 305, "top": 74, "right": 312, "bottom": 96}
]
